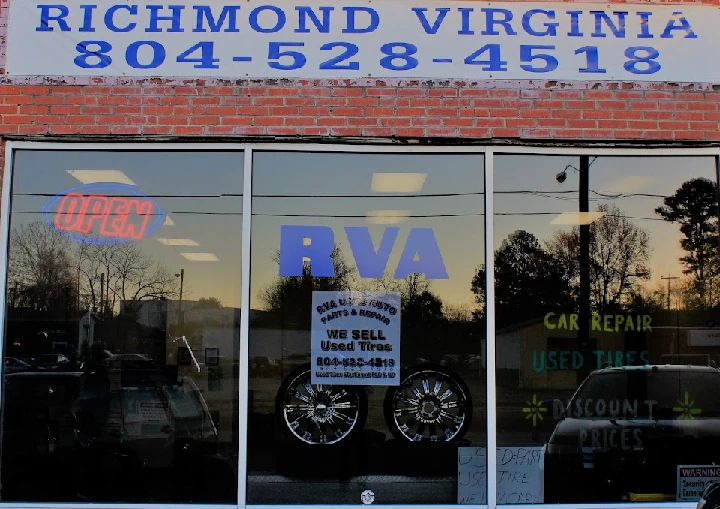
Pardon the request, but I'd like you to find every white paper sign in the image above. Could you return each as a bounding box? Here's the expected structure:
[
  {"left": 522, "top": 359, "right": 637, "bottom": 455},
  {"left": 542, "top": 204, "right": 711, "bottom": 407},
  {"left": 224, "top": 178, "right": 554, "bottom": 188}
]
[
  {"left": 5, "top": 0, "right": 719, "bottom": 82},
  {"left": 688, "top": 330, "right": 720, "bottom": 346},
  {"left": 458, "top": 447, "right": 544, "bottom": 504},
  {"left": 677, "top": 466, "right": 720, "bottom": 501},
  {"left": 311, "top": 291, "right": 400, "bottom": 385}
]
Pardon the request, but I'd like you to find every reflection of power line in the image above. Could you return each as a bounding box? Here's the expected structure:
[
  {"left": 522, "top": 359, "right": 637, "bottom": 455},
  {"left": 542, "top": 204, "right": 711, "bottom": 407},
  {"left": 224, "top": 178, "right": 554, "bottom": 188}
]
[
  {"left": 14, "top": 193, "right": 243, "bottom": 198},
  {"left": 14, "top": 211, "right": 242, "bottom": 216},
  {"left": 251, "top": 213, "right": 484, "bottom": 218},
  {"left": 14, "top": 190, "right": 672, "bottom": 200},
  {"left": 494, "top": 212, "right": 667, "bottom": 222}
]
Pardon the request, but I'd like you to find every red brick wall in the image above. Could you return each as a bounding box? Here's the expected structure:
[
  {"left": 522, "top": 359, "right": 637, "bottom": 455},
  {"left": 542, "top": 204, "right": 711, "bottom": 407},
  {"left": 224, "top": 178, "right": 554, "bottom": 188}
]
[{"left": 0, "top": 81, "right": 719, "bottom": 141}]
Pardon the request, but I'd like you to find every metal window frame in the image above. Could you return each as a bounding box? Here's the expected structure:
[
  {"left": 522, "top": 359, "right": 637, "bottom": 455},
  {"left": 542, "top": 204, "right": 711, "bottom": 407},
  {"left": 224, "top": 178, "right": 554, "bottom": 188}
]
[{"left": 1, "top": 140, "right": 718, "bottom": 509}]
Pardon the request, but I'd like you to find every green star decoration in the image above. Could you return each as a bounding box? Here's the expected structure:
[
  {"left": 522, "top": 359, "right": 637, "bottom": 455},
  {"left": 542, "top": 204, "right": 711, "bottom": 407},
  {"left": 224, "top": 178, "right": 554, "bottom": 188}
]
[
  {"left": 673, "top": 391, "right": 702, "bottom": 420},
  {"left": 522, "top": 394, "right": 548, "bottom": 427}
]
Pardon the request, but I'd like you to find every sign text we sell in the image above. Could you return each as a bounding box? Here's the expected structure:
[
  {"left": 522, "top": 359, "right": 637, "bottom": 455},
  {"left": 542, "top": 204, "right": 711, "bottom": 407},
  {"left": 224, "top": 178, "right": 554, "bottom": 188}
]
[{"left": 311, "top": 291, "right": 401, "bottom": 385}]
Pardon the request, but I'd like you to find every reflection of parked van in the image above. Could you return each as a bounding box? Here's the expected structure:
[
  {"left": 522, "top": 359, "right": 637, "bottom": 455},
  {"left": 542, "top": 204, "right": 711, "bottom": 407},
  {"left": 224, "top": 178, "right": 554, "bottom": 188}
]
[
  {"left": 1, "top": 365, "right": 234, "bottom": 503},
  {"left": 545, "top": 365, "right": 720, "bottom": 502}
]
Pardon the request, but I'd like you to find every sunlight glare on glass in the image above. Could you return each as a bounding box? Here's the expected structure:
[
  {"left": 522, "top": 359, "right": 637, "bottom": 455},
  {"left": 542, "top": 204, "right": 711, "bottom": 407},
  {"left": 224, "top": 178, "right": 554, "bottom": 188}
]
[
  {"left": 599, "top": 176, "right": 655, "bottom": 194},
  {"left": 156, "top": 238, "right": 200, "bottom": 246},
  {"left": 181, "top": 252, "right": 219, "bottom": 262},
  {"left": 66, "top": 170, "right": 136, "bottom": 186},
  {"left": 366, "top": 210, "right": 411, "bottom": 224},
  {"left": 550, "top": 211, "right": 606, "bottom": 225},
  {"left": 371, "top": 173, "right": 427, "bottom": 193}
]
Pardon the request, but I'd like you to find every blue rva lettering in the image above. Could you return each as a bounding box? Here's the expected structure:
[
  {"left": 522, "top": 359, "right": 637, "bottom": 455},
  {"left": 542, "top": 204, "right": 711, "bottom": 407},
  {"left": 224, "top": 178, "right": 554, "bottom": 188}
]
[
  {"left": 532, "top": 350, "right": 650, "bottom": 372},
  {"left": 279, "top": 225, "right": 448, "bottom": 280}
]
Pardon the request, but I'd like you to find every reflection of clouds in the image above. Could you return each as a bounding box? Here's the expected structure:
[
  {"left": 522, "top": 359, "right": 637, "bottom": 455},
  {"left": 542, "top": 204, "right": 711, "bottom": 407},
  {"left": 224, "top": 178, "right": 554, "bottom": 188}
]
[{"left": 598, "top": 176, "right": 656, "bottom": 195}]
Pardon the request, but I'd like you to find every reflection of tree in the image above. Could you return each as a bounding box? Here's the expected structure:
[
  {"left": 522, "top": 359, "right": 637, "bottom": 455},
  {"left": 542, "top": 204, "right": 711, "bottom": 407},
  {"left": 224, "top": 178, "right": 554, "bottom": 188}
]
[
  {"left": 8, "top": 221, "right": 78, "bottom": 313},
  {"left": 546, "top": 204, "right": 650, "bottom": 314},
  {"left": 259, "top": 246, "right": 354, "bottom": 328},
  {"left": 656, "top": 178, "right": 719, "bottom": 309},
  {"left": 77, "top": 242, "right": 178, "bottom": 315},
  {"left": 196, "top": 297, "right": 222, "bottom": 309},
  {"left": 8, "top": 221, "right": 178, "bottom": 317},
  {"left": 473, "top": 230, "right": 573, "bottom": 327}
]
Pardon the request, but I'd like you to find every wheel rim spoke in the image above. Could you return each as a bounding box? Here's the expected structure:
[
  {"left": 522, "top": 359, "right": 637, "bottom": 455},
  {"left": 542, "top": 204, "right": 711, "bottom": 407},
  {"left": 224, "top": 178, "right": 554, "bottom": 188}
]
[
  {"left": 304, "top": 382, "right": 315, "bottom": 397},
  {"left": 286, "top": 404, "right": 314, "bottom": 413},
  {"left": 429, "top": 423, "right": 438, "bottom": 441},
  {"left": 332, "top": 401, "right": 357, "bottom": 410},
  {"left": 411, "top": 385, "right": 423, "bottom": 399},
  {"left": 294, "top": 391, "right": 313, "bottom": 404},
  {"left": 398, "top": 395, "right": 420, "bottom": 406},
  {"left": 330, "top": 390, "right": 348, "bottom": 402}
]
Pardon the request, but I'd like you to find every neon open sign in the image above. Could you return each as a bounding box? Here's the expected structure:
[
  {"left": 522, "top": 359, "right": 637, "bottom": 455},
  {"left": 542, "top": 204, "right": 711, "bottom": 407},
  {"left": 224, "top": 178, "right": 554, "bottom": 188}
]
[{"left": 42, "top": 183, "right": 166, "bottom": 245}]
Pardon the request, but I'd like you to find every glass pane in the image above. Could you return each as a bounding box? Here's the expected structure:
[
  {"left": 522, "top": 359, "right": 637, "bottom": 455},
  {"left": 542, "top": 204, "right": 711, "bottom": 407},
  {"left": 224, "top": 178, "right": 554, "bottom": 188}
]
[
  {"left": 1, "top": 150, "right": 243, "bottom": 503},
  {"left": 494, "top": 154, "right": 719, "bottom": 504},
  {"left": 247, "top": 151, "right": 486, "bottom": 504}
]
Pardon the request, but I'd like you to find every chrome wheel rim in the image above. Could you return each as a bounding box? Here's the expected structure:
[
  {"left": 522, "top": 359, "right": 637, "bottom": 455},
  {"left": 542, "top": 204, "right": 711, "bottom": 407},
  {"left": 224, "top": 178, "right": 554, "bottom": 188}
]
[
  {"left": 391, "top": 369, "right": 468, "bottom": 442},
  {"left": 282, "top": 370, "right": 360, "bottom": 445}
]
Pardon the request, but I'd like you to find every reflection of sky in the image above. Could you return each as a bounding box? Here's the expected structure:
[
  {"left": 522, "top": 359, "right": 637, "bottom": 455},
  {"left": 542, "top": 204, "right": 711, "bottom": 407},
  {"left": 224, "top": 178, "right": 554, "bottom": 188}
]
[
  {"left": 494, "top": 154, "right": 717, "bottom": 293},
  {"left": 10, "top": 150, "right": 714, "bottom": 313},
  {"left": 250, "top": 152, "right": 485, "bottom": 309},
  {"left": 10, "top": 150, "right": 243, "bottom": 308}
]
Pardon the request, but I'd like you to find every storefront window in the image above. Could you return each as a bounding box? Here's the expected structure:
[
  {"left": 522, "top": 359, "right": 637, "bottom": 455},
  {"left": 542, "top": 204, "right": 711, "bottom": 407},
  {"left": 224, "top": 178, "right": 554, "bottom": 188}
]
[
  {"left": 247, "top": 151, "right": 486, "bottom": 504},
  {"left": 494, "top": 154, "right": 720, "bottom": 504},
  {"left": 1, "top": 150, "right": 243, "bottom": 503}
]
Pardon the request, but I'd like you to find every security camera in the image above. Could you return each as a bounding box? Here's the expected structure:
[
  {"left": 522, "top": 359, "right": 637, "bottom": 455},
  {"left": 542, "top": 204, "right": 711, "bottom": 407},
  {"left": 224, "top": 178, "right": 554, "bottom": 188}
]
[{"left": 555, "top": 170, "right": 567, "bottom": 184}]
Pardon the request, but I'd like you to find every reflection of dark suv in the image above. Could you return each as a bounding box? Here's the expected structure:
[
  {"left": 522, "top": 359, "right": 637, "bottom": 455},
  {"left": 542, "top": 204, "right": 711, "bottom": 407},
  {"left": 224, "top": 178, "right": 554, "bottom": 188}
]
[{"left": 545, "top": 365, "right": 720, "bottom": 503}]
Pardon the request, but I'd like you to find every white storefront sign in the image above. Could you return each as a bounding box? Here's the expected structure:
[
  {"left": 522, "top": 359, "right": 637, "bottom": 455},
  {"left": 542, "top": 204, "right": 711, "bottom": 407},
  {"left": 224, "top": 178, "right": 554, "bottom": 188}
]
[
  {"left": 4, "top": 0, "right": 717, "bottom": 81},
  {"left": 310, "top": 290, "right": 400, "bottom": 385}
]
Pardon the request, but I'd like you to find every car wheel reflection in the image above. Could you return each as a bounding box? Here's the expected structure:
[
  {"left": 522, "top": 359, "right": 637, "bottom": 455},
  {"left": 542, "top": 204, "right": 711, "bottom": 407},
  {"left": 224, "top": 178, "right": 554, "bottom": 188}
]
[
  {"left": 275, "top": 363, "right": 368, "bottom": 445},
  {"left": 384, "top": 364, "right": 471, "bottom": 442}
]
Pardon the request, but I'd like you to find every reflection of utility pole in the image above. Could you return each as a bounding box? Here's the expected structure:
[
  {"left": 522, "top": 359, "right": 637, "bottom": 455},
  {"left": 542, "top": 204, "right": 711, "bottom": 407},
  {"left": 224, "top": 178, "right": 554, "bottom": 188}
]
[
  {"left": 662, "top": 275, "right": 680, "bottom": 347},
  {"left": 661, "top": 275, "right": 679, "bottom": 311},
  {"left": 578, "top": 156, "right": 591, "bottom": 384},
  {"left": 175, "top": 268, "right": 184, "bottom": 326}
]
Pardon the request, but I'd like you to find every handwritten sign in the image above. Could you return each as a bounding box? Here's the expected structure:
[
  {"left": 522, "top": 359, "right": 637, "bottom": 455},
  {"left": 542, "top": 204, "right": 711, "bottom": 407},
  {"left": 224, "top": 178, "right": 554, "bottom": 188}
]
[
  {"left": 311, "top": 291, "right": 400, "bottom": 385},
  {"left": 458, "top": 447, "right": 544, "bottom": 504}
]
